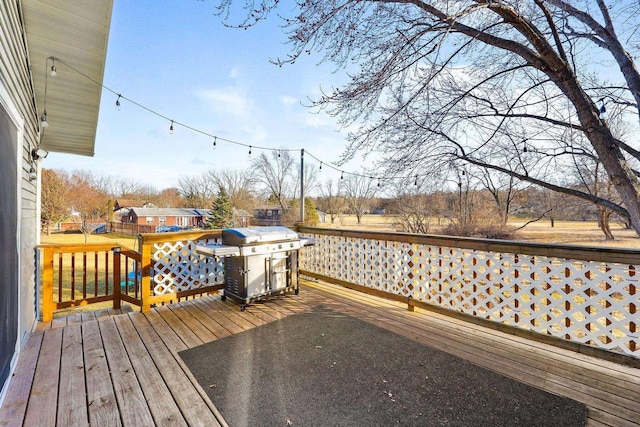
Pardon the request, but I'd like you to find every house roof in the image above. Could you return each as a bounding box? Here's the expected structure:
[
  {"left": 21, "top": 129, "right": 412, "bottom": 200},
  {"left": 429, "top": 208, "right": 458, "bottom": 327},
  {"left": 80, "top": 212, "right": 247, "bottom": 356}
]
[
  {"left": 254, "top": 205, "right": 283, "bottom": 211},
  {"left": 233, "top": 208, "right": 252, "bottom": 217},
  {"left": 131, "top": 208, "right": 204, "bottom": 217},
  {"left": 114, "top": 199, "right": 147, "bottom": 209},
  {"left": 22, "top": 0, "right": 113, "bottom": 156}
]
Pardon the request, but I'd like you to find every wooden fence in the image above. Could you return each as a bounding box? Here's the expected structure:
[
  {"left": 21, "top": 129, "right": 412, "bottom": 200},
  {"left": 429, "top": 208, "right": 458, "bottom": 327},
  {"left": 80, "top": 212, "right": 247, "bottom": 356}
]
[
  {"left": 39, "top": 230, "right": 224, "bottom": 322},
  {"left": 107, "top": 221, "right": 156, "bottom": 236}
]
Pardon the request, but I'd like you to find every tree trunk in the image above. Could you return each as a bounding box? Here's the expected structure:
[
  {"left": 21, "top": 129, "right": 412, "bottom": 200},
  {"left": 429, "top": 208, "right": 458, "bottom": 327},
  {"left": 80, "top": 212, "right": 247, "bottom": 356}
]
[
  {"left": 555, "top": 71, "right": 640, "bottom": 235},
  {"left": 599, "top": 207, "right": 615, "bottom": 241}
]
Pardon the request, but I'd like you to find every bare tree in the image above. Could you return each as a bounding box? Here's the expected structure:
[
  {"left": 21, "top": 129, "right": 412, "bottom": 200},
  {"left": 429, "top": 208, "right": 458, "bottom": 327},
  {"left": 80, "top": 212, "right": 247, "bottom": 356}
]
[
  {"left": 177, "top": 174, "right": 215, "bottom": 208},
  {"left": 252, "top": 150, "right": 296, "bottom": 212},
  {"left": 215, "top": 0, "right": 640, "bottom": 234},
  {"left": 475, "top": 168, "right": 525, "bottom": 225},
  {"left": 66, "top": 171, "right": 109, "bottom": 243},
  {"left": 41, "top": 169, "right": 68, "bottom": 235},
  {"left": 208, "top": 168, "right": 258, "bottom": 211},
  {"left": 152, "top": 188, "right": 185, "bottom": 208},
  {"left": 340, "top": 174, "right": 377, "bottom": 224},
  {"left": 317, "top": 179, "right": 345, "bottom": 224}
]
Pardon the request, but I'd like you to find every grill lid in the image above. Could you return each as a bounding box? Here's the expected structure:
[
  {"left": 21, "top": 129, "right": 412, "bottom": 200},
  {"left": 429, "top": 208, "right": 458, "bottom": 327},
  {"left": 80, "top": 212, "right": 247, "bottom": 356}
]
[{"left": 222, "top": 226, "right": 299, "bottom": 246}]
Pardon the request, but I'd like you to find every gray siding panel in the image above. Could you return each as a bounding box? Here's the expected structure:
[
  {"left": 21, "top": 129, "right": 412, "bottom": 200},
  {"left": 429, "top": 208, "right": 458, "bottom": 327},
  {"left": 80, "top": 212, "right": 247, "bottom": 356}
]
[{"left": 0, "top": 0, "right": 40, "bottom": 401}]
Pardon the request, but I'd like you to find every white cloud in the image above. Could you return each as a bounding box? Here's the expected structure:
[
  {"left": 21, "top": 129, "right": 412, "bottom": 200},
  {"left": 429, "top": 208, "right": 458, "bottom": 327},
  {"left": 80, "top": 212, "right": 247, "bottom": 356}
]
[
  {"left": 280, "top": 95, "right": 298, "bottom": 107},
  {"left": 197, "top": 86, "right": 251, "bottom": 118}
]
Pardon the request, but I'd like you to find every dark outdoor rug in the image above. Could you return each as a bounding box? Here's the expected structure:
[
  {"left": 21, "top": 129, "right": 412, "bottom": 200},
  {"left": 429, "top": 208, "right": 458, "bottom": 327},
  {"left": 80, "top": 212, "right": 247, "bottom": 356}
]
[{"left": 179, "top": 306, "right": 586, "bottom": 427}]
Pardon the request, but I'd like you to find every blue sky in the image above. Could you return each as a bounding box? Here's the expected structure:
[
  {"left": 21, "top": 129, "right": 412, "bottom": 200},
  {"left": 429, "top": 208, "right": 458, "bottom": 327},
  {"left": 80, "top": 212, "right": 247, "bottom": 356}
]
[{"left": 45, "top": 0, "right": 360, "bottom": 190}]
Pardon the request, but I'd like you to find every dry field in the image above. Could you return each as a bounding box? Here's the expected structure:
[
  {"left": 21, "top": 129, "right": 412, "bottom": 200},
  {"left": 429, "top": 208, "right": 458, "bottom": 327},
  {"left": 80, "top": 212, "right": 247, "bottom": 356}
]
[
  {"left": 41, "top": 216, "right": 640, "bottom": 249},
  {"left": 318, "top": 214, "right": 640, "bottom": 249}
]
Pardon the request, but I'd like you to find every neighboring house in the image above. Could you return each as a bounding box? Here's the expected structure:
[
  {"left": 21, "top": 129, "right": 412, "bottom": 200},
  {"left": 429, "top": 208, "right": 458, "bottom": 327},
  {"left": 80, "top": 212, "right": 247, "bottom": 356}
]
[
  {"left": 316, "top": 210, "right": 327, "bottom": 223},
  {"left": 0, "top": 1, "right": 112, "bottom": 404},
  {"left": 113, "top": 200, "right": 155, "bottom": 222},
  {"left": 124, "top": 207, "right": 208, "bottom": 228},
  {"left": 252, "top": 205, "right": 285, "bottom": 226},
  {"left": 233, "top": 208, "right": 252, "bottom": 227},
  {"left": 113, "top": 199, "right": 149, "bottom": 211}
]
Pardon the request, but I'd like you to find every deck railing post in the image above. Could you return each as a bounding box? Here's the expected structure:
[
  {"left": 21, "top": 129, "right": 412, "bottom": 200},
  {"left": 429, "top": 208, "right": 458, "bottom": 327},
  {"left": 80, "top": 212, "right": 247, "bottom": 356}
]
[
  {"left": 140, "top": 237, "right": 153, "bottom": 313},
  {"left": 112, "top": 247, "right": 121, "bottom": 310},
  {"left": 41, "top": 247, "right": 54, "bottom": 322}
]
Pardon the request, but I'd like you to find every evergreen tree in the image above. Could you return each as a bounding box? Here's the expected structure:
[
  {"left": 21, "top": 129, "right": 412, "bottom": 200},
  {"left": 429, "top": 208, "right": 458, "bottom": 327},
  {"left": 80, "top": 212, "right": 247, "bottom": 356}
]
[
  {"left": 206, "top": 186, "right": 234, "bottom": 229},
  {"left": 304, "top": 198, "right": 319, "bottom": 226}
]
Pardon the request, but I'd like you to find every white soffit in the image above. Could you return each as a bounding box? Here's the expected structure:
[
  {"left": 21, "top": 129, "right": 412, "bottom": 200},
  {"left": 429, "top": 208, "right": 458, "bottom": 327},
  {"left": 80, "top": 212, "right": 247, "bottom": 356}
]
[{"left": 22, "top": 0, "right": 113, "bottom": 156}]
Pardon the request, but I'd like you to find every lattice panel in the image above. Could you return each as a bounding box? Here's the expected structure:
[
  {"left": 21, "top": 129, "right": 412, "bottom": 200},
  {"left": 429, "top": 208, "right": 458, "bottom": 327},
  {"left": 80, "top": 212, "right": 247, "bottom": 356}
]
[
  {"left": 151, "top": 237, "right": 224, "bottom": 295},
  {"left": 300, "top": 233, "right": 639, "bottom": 358}
]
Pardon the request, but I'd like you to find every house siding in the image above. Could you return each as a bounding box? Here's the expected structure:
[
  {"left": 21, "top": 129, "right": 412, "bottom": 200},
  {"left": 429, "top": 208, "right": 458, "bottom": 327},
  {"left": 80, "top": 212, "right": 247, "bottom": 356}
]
[{"left": 0, "top": 0, "right": 41, "bottom": 402}]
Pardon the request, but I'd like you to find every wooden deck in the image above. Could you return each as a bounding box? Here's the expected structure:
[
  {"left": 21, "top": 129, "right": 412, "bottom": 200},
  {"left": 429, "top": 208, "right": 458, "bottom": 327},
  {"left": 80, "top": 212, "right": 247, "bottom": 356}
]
[{"left": 1, "top": 280, "right": 639, "bottom": 426}]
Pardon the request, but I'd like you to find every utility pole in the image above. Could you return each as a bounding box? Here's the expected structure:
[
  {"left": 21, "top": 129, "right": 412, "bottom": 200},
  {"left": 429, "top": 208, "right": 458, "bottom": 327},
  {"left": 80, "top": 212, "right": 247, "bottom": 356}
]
[{"left": 300, "top": 149, "right": 305, "bottom": 223}]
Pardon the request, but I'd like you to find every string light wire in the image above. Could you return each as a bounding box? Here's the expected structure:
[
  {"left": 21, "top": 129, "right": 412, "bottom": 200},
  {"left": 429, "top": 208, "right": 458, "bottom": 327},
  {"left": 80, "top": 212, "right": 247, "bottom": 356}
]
[{"left": 50, "top": 56, "right": 440, "bottom": 185}]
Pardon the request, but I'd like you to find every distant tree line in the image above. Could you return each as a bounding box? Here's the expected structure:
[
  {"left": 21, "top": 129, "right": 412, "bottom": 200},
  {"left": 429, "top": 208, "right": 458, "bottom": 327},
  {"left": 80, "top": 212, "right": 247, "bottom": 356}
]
[{"left": 42, "top": 145, "right": 628, "bottom": 241}]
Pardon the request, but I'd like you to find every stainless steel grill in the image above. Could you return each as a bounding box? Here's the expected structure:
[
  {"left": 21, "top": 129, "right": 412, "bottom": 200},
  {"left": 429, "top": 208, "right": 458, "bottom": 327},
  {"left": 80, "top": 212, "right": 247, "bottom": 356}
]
[{"left": 196, "top": 226, "right": 312, "bottom": 310}]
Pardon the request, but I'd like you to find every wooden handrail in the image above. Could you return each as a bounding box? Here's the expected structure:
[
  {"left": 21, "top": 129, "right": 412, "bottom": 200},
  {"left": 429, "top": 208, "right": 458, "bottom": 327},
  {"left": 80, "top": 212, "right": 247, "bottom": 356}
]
[{"left": 296, "top": 226, "right": 640, "bottom": 264}]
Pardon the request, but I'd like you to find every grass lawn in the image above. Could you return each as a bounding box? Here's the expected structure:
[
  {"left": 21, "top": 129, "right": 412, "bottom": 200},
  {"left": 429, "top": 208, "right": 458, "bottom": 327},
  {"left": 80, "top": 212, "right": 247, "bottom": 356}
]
[{"left": 317, "top": 215, "right": 640, "bottom": 249}]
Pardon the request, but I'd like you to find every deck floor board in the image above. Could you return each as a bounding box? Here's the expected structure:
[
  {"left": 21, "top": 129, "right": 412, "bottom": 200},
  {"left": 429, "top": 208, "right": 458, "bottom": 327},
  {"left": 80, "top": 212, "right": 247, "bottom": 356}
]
[
  {"left": 22, "top": 327, "right": 62, "bottom": 427},
  {"left": 56, "top": 324, "right": 88, "bottom": 427},
  {"left": 1, "top": 280, "right": 639, "bottom": 427}
]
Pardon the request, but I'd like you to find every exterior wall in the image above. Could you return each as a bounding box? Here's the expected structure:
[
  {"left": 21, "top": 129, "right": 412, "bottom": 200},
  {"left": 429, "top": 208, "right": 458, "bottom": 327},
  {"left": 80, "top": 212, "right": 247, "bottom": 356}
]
[
  {"left": 0, "top": 0, "right": 41, "bottom": 402},
  {"left": 129, "top": 213, "right": 202, "bottom": 227}
]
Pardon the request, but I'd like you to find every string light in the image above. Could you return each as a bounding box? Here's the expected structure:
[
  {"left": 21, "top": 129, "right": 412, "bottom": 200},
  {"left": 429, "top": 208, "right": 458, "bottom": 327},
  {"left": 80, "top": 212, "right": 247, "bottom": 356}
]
[
  {"left": 40, "top": 111, "right": 49, "bottom": 128},
  {"left": 50, "top": 59, "right": 57, "bottom": 77},
  {"left": 414, "top": 175, "right": 418, "bottom": 186},
  {"left": 599, "top": 100, "right": 607, "bottom": 119},
  {"left": 47, "top": 55, "right": 453, "bottom": 187}
]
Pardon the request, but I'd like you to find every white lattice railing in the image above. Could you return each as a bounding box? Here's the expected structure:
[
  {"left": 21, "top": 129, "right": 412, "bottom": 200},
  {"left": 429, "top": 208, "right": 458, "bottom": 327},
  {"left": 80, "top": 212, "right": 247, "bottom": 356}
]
[
  {"left": 149, "top": 236, "right": 225, "bottom": 295},
  {"left": 132, "top": 231, "right": 228, "bottom": 314},
  {"left": 297, "top": 227, "right": 640, "bottom": 358}
]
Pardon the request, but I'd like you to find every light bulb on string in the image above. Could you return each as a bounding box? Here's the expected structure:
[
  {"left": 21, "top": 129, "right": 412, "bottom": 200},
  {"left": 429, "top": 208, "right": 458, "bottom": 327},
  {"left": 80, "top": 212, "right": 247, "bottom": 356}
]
[
  {"left": 377, "top": 178, "right": 381, "bottom": 187},
  {"left": 319, "top": 161, "right": 323, "bottom": 171},
  {"left": 340, "top": 171, "right": 344, "bottom": 179},
  {"left": 40, "top": 111, "right": 49, "bottom": 128},
  {"left": 248, "top": 145, "right": 252, "bottom": 158},
  {"left": 115, "top": 94, "right": 121, "bottom": 110},
  {"left": 599, "top": 100, "right": 607, "bottom": 119},
  {"left": 278, "top": 150, "right": 281, "bottom": 158},
  {"left": 414, "top": 175, "right": 418, "bottom": 186},
  {"left": 50, "top": 59, "right": 57, "bottom": 77},
  {"left": 213, "top": 136, "right": 217, "bottom": 150},
  {"left": 169, "top": 120, "right": 174, "bottom": 135}
]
